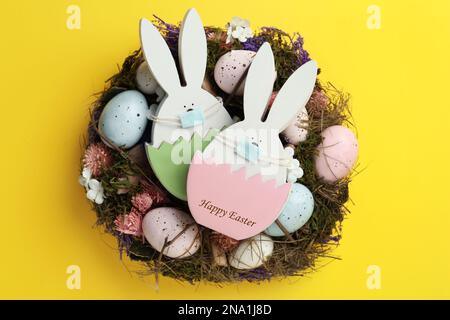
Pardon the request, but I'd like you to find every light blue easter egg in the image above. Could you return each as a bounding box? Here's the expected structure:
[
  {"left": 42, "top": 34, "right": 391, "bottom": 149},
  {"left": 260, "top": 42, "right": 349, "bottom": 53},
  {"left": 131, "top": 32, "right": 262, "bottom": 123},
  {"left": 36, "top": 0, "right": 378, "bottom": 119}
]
[
  {"left": 98, "top": 90, "right": 148, "bottom": 149},
  {"left": 265, "top": 183, "right": 314, "bottom": 237}
]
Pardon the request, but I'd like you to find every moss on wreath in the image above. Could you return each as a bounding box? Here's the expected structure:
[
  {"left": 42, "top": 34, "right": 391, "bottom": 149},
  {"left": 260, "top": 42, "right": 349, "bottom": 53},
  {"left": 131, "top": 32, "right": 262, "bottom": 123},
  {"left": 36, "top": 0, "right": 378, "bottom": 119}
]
[{"left": 82, "top": 17, "right": 355, "bottom": 283}]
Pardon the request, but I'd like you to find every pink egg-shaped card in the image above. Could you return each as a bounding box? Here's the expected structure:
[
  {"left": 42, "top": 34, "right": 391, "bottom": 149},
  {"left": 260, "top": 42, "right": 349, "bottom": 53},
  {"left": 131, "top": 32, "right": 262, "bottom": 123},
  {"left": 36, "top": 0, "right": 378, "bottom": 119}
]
[
  {"left": 186, "top": 43, "right": 317, "bottom": 239},
  {"left": 187, "top": 153, "right": 292, "bottom": 240}
]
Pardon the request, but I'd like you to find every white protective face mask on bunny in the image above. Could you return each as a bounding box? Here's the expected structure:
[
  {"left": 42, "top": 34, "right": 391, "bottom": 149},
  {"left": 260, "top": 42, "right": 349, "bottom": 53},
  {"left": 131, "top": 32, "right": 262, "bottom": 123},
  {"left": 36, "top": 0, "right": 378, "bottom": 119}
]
[
  {"left": 187, "top": 42, "right": 316, "bottom": 240},
  {"left": 212, "top": 133, "right": 303, "bottom": 182},
  {"left": 147, "top": 97, "right": 224, "bottom": 129}
]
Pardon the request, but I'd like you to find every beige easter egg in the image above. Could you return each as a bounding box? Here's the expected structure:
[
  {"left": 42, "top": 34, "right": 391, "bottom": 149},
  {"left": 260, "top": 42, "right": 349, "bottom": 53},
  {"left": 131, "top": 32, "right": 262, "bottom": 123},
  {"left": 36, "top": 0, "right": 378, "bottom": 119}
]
[
  {"left": 282, "top": 109, "right": 309, "bottom": 145},
  {"left": 214, "top": 50, "right": 256, "bottom": 95},
  {"left": 229, "top": 234, "right": 274, "bottom": 270},
  {"left": 142, "top": 207, "right": 201, "bottom": 258},
  {"left": 136, "top": 61, "right": 159, "bottom": 94}
]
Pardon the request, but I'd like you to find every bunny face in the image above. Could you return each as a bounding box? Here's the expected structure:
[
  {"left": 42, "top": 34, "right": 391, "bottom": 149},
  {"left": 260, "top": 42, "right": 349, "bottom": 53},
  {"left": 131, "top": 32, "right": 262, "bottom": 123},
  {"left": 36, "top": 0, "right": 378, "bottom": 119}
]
[
  {"left": 153, "top": 88, "right": 226, "bottom": 146},
  {"left": 203, "top": 42, "right": 318, "bottom": 185},
  {"left": 156, "top": 87, "right": 220, "bottom": 120},
  {"left": 140, "top": 9, "right": 232, "bottom": 148},
  {"left": 205, "top": 120, "right": 286, "bottom": 183},
  {"left": 219, "top": 121, "right": 284, "bottom": 161}
]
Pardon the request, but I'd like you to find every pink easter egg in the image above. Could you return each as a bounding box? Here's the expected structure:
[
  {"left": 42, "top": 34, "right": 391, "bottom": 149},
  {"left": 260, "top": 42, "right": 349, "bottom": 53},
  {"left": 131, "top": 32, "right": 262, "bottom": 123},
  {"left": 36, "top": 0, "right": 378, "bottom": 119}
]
[
  {"left": 214, "top": 50, "right": 256, "bottom": 95},
  {"left": 315, "top": 125, "right": 358, "bottom": 182}
]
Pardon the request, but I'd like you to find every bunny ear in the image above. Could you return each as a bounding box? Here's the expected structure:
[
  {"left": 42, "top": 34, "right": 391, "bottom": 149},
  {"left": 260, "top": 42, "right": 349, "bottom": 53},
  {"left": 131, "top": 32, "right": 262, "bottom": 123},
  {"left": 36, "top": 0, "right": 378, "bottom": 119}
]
[
  {"left": 267, "top": 60, "right": 317, "bottom": 132},
  {"left": 140, "top": 18, "right": 181, "bottom": 94},
  {"left": 178, "top": 8, "right": 207, "bottom": 88},
  {"left": 243, "top": 42, "right": 276, "bottom": 125}
]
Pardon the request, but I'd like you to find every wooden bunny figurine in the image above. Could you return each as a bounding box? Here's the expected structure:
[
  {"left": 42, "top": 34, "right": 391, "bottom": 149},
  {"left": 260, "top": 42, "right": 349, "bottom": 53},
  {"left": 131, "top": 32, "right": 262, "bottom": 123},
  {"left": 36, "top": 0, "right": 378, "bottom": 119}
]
[
  {"left": 187, "top": 42, "right": 317, "bottom": 240},
  {"left": 140, "top": 8, "right": 233, "bottom": 200}
]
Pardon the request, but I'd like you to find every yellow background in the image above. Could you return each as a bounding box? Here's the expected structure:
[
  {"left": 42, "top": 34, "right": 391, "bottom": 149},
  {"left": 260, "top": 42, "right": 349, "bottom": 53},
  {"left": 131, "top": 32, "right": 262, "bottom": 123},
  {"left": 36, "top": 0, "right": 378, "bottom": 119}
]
[{"left": 1, "top": 0, "right": 449, "bottom": 299}]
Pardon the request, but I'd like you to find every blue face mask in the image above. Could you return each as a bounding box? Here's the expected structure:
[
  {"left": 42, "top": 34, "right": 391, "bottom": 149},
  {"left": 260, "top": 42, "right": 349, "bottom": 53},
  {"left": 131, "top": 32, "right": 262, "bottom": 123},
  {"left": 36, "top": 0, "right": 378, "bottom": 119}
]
[
  {"left": 236, "top": 139, "right": 260, "bottom": 163},
  {"left": 179, "top": 108, "right": 205, "bottom": 128}
]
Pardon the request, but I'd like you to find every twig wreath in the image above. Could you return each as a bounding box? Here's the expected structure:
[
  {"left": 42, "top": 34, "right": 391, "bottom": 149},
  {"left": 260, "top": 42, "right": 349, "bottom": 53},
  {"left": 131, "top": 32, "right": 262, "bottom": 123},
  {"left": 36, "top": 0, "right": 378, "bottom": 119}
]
[{"left": 79, "top": 9, "right": 359, "bottom": 284}]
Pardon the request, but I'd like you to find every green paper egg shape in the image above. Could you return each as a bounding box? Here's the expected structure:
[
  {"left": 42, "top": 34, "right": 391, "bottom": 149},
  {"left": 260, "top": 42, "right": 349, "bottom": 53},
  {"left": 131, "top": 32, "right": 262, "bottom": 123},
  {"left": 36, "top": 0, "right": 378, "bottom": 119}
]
[{"left": 145, "top": 130, "right": 219, "bottom": 200}]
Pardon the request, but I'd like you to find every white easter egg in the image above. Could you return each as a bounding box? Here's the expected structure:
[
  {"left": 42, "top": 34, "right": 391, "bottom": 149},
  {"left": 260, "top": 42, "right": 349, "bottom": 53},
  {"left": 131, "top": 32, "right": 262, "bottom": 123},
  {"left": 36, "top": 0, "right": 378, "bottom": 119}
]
[
  {"left": 98, "top": 90, "right": 148, "bottom": 149},
  {"left": 315, "top": 125, "right": 359, "bottom": 182},
  {"left": 282, "top": 110, "right": 309, "bottom": 145},
  {"left": 135, "top": 61, "right": 159, "bottom": 94},
  {"left": 265, "top": 183, "right": 314, "bottom": 237},
  {"left": 229, "top": 234, "right": 273, "bottom": 270},
  {"left": 142, "top": 207, "right": 201, "bottom": 259},
  {"left": 214, "top": 50, "right": 256, "bottom": 95}
]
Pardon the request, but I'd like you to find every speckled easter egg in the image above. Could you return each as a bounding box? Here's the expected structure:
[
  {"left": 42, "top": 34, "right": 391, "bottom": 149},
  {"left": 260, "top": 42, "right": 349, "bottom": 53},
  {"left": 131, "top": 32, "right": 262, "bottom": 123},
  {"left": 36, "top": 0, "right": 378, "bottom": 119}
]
[
  {"left": 229, "top": 234, "right": 273, "bottom": 270},
  {"left": 98, "top": 90, "right": 148, "bottom": 149},
  {"left": 142, "top": 207, "right": 200, "bottom": 259},
  {"left": 282, "top": 109, "right": 309, "bottom": 145},
  {"left": 315, "top": 125, "right": 359, "bottom": 182},
  {"left": 265, "top": 183, "right": 314, "bottom": 237},
  {"left": 214, "top": 50, "right": 256, "bottom": 95},
  {"left": 135, "top": 61, "right": 159, "bottom": 94}
]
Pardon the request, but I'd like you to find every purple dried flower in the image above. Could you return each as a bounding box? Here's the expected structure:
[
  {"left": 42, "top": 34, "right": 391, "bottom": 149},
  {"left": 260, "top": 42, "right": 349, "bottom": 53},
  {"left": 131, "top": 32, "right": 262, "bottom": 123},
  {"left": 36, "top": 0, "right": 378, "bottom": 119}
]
[
  {"left": 118, "top": 233, "right": 134, "bottom": 259},
  {"left": 291, "top": 32, "right": 311, "bottom": 66},
  {"left": 328, "top": 235, "right": 342, "bottom": 243},
  {"left": 242, "top": 35, "right": 266, "bottom": 52},
  {"left": 246, "top": 26, "right": 311, "bottom": 67},
  {"left": 239, "top": 268, "right": 272, "bottom": 282},
  {"left": 319, "top": 234, "right": 342, "bottom": 244},
  {"left": 152, "top": 15, "right": 180, "bottom": 56}
]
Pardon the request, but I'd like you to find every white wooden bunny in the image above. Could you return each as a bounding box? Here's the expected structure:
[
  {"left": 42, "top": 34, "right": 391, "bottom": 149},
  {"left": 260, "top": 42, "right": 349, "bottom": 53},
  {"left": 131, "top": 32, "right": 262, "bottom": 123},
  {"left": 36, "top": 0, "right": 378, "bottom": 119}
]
[
  {"left": 187, "top": 42, "right": 317, "bottom": 240},
  {"left": 140, "top": 8, "right": 233, "bottom": 200},
  {"left": 200, "top": 42, "right": 317, "bottom": 186},
  {"left": 140, "top": 8, "right": 233, "bottom": 148}
]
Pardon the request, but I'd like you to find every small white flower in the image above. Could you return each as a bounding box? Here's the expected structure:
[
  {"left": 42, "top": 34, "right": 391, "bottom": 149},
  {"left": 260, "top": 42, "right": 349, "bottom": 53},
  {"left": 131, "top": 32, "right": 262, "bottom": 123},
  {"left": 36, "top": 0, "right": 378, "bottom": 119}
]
[
  {"left": 78, "top": 167, "right": 92, "bottom": 189},
  {"left": 86, "top": 179, "right": 105, "bottom": 204},
  {"left": 283, "top": 147, "right": 304, "bottom": 182},
  {"left": 287, "top": 159, "right": 304, "bottom": 182},
  {"left": 226, "top": 16, "right": 253, "bottom": 44},
  {"left": 79, "top": 167, "right": 105, "bottom": 204},
  {"left": 284, "top": 146, "right": 295, "bottom": 158}
]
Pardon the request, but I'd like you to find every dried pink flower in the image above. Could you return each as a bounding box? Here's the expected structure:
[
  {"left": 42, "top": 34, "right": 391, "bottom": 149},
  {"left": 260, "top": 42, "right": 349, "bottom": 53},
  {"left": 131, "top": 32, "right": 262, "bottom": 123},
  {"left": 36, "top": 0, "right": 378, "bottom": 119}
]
[
  {"left": 206, "top": 31, "right": 216, "bottom": 40},
  {"left": 140, "top": 180, "right": 168, "bottom": 205},
  {"left": 306, "top": 89, "right": 329, "bottom": 117},
  {"left": 83, "top": 143, "right": 113, "bottom": 177},
  {"left": 210, "top": 231, "right": 239, "bottom": 252},
  {"left": 131, "top": 192, "right": 153, "bottom": 213},
  {"left": 114, "top": 209, "right": 143, "bottom": 236}
]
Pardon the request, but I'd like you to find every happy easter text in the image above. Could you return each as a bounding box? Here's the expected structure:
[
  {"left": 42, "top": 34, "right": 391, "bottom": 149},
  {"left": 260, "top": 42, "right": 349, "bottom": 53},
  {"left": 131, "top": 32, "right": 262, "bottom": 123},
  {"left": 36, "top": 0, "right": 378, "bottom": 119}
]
[{"left": 198, "top": 200, "right": 256, "bottom": 227}]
